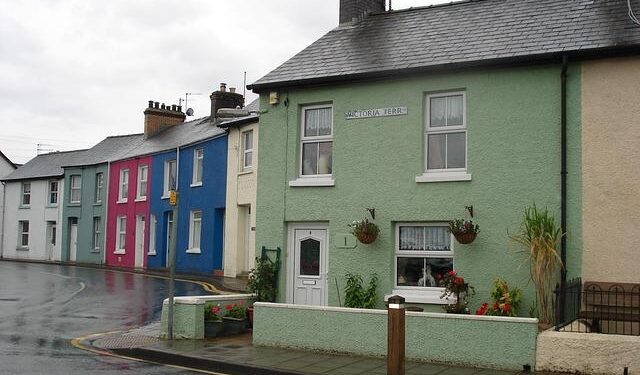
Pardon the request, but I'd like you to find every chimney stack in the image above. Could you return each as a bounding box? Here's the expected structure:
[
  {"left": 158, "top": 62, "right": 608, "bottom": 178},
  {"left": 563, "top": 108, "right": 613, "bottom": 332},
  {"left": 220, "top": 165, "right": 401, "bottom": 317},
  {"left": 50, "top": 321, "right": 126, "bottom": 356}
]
[
  {"left": 339, "top": 0, "right": 385, "bottom": 25},
  {"left": 210, "top": 82, "right": 244, "bottom": 119},
  {"left": 143, "top": 100, "right": 186, "bottom": 138}
]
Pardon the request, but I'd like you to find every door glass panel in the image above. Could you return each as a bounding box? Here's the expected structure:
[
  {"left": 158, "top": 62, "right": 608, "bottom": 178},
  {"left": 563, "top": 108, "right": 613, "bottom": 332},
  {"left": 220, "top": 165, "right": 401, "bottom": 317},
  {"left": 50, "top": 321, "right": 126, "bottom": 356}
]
[{"left": 299, "top": 238, "right": 320, "bottom": 276}]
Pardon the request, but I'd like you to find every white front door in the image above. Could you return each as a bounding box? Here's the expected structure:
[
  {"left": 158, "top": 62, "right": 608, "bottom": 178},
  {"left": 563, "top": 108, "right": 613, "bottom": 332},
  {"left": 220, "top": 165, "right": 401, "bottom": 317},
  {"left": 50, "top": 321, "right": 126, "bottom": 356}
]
[
  {"left": 290, "top": 226, "right": 328, "bottom": 306},
  {"left": 135, "top": 215, "right": 145, "bottom": 268},
  {"left": 70, "top": 223, "right": 78, "bottom": 262},
  {"left": 46, "top": 222, "right": 56, "bottom": 261}
]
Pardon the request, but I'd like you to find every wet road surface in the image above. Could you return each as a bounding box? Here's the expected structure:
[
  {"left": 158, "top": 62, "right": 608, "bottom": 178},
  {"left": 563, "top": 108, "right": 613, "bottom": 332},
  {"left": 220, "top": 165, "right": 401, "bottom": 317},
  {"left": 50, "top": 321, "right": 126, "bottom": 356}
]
[{"left": 0, "top": 261, "right": 211, "bottom": 374}]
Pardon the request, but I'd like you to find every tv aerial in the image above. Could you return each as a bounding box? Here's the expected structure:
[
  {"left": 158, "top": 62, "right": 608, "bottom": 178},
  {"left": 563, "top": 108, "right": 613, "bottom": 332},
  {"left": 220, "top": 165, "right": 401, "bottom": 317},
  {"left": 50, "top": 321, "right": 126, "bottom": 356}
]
[{"left": 179, "top": 92, "right": 202, "bottom": 116}]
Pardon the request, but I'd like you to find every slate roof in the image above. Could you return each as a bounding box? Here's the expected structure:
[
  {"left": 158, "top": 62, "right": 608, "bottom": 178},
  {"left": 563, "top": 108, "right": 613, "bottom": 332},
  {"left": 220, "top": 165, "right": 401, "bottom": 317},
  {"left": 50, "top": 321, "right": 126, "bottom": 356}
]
[
  {"left": 249, "top": 0, "right": 640, "bottom": 91},
  {"left": 63, "top": 133, "right": 145, "bottom": 167},
  {"left": 217, "top": 98, "right": 260, "bottom": 128},
  {"left": 117, "top": 115, "right": 226, "bottom": 160},
  {"left": 2, "top": 149, "right": 89, "bottom": 182}
]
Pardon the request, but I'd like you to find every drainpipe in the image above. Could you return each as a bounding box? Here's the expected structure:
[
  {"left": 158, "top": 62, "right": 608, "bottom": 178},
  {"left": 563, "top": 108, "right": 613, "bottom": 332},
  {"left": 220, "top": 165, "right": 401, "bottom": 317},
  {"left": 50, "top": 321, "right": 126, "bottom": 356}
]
[
  {"left": 559, "top": 55, "right": 568, "bottom": 324},
  {"left": 103, "top": 161, "right": 111, "bottom": 265},
  {"left": 1, "top": 181, "right": 6, "bottom": 259}
]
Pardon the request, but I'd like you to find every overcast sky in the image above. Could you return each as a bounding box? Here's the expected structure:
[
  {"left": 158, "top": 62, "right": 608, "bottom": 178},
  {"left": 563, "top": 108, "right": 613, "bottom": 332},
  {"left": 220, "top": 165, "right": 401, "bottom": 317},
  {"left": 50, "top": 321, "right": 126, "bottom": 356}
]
[{"left": 0, "top": 0, "right": 448, "bottom": 164}]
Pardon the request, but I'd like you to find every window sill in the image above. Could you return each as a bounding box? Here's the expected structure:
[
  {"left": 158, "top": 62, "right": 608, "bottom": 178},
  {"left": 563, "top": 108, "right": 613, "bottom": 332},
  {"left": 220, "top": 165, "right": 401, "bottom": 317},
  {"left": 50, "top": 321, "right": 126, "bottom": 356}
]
[
  {"left": 93, "top": 202, "right": 102, "bottom": 206},
  {"left": 46, "top": 204, "right": 58, "bottom": 208},
  {"left": 289, "top": 177, "right": 335, "bottom": 187},
  {"left": 385, "top": 289, "right": 455, "bottom": 305},
  {"left": 190, "top": 182, "right": 203, "bottom": 188},
  {"left": 186, "top": 248, "right": 201, "bottom": 254},
  {"left": 68, "top": 202, "right": 81, "bottom": 207},
  {"left": 16, "top": 247, "right": 29, "bottom": 251},
  {"left": 134, "top": 197, "right": 147, "bottom": 202},
  {"left": 148, "top": 251, "right": 157, "bottom": 256},
  {"left": 415, "top": 172, "right": 472, "bottom": 183},
  {"left": 116, "top": 199, "right": 128, "bottom": 204},
  {"left": 19, "top": 205, "right": 30, "bottom": 209},
  {"left": 90, "top": 248, "right": 101, "bottom": 254},
  {"left": 161, "top": 195, "right": 169, "bottom": 200},
  {"left": 113, "top": 249, "right": 126, "bottom": 255},
  {"left": 238, "top": 170, "right": 253, "bottom": 176}
]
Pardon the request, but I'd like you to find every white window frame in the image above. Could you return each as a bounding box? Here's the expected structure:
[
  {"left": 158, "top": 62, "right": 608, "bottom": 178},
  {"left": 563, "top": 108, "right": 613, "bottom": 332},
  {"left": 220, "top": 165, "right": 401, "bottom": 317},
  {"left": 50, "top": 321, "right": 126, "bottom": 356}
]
[
  {"left": 148, "top": 215, "right": 157, "bottom": 255},
  {"left": 289, "top": 104, "right": 335, "bottom": 187},
  {"left": 163, "top": 159, "right": 177, "bottom": 198},
  {"left": 136, "top": 165, "right": 148, "bottom": 201},
  {"left": 118, "top": 169, "right": 129, "bottom": 203},
  {"left": 95, "top": 172, "right": 104, "bottom": 204},
  {"left": 48, "top": 180, "right": 59, "bottom": 206},
  {"left": 92, "top": 217, "right": 101, "bottom": 251},
  {"left": 191, "top": 148, "right": 204, "bottom": 187},
  {"left": 70, "top": 175, "right": 82, "bottom": 204},
  {"left": 21, "top": 182, "right": 31, "bottom": 207},
  {"left": 115, "top": 216, "right": 126, "bottom": 254},
  {"left": 390, "top": 222, "right": 454, "bottom": 304},
  {"left": 18, "top": 220, "right": 29, "bottom": 249},
  {"left": 242, "top": 130, "right": 253, "bottom": 171},
  {"left": 187, "top": 210, "right": 202, "bottom": 254},
  {"left": 416, "top": 91, "right": 471, "bottom": 183}
]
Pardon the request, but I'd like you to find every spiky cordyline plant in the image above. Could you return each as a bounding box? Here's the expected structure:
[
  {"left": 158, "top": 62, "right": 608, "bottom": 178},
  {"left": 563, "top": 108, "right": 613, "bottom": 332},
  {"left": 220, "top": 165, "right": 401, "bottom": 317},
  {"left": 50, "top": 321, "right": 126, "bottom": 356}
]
[{"left": 510, "top": 204, "right": 563, "bottom": 325}]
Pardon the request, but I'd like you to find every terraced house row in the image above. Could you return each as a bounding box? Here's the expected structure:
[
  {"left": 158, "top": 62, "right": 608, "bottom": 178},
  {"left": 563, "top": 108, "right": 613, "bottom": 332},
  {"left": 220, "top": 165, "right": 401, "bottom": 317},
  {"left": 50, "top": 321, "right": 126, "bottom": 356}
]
[{"left": 1, "top": 85, "right": 259, "bottom": 278}]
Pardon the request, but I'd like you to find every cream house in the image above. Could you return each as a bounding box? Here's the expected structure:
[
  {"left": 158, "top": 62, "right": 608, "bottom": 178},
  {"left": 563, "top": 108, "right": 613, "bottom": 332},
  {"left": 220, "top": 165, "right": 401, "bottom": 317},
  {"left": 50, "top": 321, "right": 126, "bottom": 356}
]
[{"left": 220, "top": 99, "right": 259, "bottom": 277}]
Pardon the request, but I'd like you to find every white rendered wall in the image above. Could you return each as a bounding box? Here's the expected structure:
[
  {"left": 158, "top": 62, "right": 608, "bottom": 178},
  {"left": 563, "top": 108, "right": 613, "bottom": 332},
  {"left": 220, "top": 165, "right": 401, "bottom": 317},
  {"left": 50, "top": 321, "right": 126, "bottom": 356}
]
[
  {"left": 223, "top": 121, "right": 258, "bottom": 277},
  {"left": 2, "top": 179, "right": 63, "bottom": 261}
]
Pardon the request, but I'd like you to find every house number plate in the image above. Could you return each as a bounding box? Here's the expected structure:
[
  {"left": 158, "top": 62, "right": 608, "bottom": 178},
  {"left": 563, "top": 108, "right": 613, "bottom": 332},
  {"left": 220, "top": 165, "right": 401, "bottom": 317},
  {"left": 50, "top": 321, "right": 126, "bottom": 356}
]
[{"left": 345, "top": 106, "right": 407, "bottom": 120}]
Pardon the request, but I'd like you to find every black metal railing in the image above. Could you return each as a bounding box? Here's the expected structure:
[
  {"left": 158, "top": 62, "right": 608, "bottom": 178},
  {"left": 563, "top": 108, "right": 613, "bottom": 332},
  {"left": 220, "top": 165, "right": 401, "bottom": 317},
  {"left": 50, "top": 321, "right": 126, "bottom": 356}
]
[{"left": 554, "top": 278, "right": 640, "bottom": 336}]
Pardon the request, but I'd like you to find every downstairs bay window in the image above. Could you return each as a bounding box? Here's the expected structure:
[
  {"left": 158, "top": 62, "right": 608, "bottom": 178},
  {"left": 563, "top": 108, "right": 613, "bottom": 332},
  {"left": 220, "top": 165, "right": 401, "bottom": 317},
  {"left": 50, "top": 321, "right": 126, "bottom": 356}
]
[{"left": 393, "top": 223, "right": 454, "bottom": 304}]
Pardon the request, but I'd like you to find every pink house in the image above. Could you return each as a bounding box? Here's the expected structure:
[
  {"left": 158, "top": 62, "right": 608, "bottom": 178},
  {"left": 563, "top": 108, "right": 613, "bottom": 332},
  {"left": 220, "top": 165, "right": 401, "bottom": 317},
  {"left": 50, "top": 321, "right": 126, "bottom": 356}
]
[{"left": 106, "top": 156, "right": 151, "bottom": 269}]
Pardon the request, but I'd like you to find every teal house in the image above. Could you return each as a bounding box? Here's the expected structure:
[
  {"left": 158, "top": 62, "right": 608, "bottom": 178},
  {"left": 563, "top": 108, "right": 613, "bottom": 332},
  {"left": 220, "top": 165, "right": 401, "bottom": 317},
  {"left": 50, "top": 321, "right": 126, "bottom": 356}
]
[
  {"left": 248, "top": 0, "right": 639, "bottom": 313},
  {"left": 61, "top": 134, "right": 144, "bottom": 264}
]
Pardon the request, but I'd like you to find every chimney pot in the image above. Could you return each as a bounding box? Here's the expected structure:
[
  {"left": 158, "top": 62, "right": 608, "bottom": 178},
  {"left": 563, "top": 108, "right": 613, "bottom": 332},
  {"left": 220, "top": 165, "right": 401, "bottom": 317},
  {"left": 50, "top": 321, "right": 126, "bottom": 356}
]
[
  {"left": 229, "top": 87, "right": 236, "bottom": 93},
  {"left": 161, "top": 103, "right": 166, "bottom": 110},
  {"left": 148, "top": 100, "right": 154, "bottom": 108},
  {"left": 154, "top": 101, "right": 160, "bottom": 109},
  {"left": 171, "top": 104, "right": 177, "bottom": 111},
  {"left": 177, "top": 105, "right": 182, "bottom": 112},
  {"left": 220, "top": 83, "right": 227, "bottom": 92},
  {"left": 339, "top": 0, "right": 385, "bottom": 25}
]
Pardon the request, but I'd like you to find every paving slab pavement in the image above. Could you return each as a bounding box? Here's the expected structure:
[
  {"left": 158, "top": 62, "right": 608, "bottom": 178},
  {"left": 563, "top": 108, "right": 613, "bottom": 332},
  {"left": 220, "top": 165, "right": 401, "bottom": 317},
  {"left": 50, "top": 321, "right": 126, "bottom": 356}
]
[{"left": 79, "top": 323, "right": 546, "bottom": 375}]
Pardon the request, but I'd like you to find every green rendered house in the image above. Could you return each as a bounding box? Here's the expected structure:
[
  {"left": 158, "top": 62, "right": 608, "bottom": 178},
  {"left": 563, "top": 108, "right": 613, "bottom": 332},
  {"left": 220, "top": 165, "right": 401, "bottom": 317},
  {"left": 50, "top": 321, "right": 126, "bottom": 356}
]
[
  {"left": 61, "top": 134, "right": 143, "bottom": 264},
  {"left": 248, "top": 0, "right": 639, "bottom": 313}
]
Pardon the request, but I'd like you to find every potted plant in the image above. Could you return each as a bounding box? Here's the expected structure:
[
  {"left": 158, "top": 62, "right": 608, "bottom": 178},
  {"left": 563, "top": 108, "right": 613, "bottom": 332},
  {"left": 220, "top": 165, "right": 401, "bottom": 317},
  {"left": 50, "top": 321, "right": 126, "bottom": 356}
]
[
  {"left": 440, "top": 270, "right": 475, "bottom": 314},
  {"left": 510, "top": 203, "right": 563, "bottom": 326},
  {"left": 203, "top": 303, "right": 223, "bottom": 338},
  {"left": 246, "top": 256, "right": 278, "bottom": 327},
  {"left": 222, "top": 303, "right": 248, "bottom": 336},
  {"left": 349, "top": 217, "right": 379, "bottom": 244},
  {"left": 475, "top": 278, "right": 523, "bottom": 317},
  {"left": 449, "top": 218, "right": 479, "bottom": 244}
]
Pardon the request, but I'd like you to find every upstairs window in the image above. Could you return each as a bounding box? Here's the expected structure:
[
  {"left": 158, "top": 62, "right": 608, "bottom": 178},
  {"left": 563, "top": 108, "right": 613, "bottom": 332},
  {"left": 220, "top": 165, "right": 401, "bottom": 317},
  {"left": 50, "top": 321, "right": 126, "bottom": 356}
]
[
  {"left": 192, "top": 149, "right": 203, "bottom": 185},
  {"left": 48, "top": 180, "right": 58, "bottom": 206},
  {"left": 21, "top": 182, "right": 31, "bottom": 206},
  {"left": 118, "top": 169, "right": 129, "bottom": 202},
  {"left": 242, "top": 130, "right": 253, "bottom": 170},
  {"left": 300, "top": 105, "right": 333, "bottom": 177},
  {"left": 70, "top": 175, "right": 81, "bottom": 203},
  {"left": 94, "top": 172, "right": 104, "bottom": 203},
  {"left": 164, "top": 159, "right": 177, "bottom": 197},
  {"left": 137, "top": 165, "right": 148, "bottom": 200},
  {"left": 425, "top": 92, "right": 467, "bottom": 173}
]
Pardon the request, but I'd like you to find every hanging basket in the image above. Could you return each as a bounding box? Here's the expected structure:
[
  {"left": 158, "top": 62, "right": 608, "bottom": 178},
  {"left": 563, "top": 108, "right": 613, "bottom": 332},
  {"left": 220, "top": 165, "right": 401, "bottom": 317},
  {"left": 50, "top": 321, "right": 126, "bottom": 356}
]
[
  {"left": 356, "top": 231, "right": 378, "bottom": 244},
  {"left": 454, "top": 232, "right": 477, "bottom": 244}
]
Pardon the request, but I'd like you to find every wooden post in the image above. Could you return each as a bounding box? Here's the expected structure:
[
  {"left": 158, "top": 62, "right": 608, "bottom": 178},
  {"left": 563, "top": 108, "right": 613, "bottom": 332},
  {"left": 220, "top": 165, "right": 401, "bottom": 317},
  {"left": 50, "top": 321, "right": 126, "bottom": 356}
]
[{"left": 387, "top": 295, "right": 405, "bottom": 375}]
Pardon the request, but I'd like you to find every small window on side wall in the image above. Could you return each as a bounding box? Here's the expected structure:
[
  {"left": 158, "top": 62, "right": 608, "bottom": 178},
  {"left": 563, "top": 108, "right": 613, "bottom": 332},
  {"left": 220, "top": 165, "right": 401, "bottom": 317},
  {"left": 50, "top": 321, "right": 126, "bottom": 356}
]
[{"left": 242, "top": 130, "right": 253, "bottom": 170}]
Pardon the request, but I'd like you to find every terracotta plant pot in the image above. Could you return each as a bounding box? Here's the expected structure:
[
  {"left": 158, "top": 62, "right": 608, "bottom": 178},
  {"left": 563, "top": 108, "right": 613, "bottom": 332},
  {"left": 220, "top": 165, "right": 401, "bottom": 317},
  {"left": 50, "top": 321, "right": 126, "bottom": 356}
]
[
  {"left": 454, "top": 232, "right": 477, "bottom": 244},
  {"left": 356, "top": 231, "right": 378, "bottom": 244}
]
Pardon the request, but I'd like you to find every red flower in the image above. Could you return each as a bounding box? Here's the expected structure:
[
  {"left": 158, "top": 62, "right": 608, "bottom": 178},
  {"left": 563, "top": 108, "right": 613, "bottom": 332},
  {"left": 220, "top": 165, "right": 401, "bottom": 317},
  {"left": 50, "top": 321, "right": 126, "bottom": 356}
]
[
  {"left": 212, "top": 306, "right": 220, "bottom": 314},
  {"left": 448, "top": 270, "right": 456, "bottom": 276},
  {"left": 455, "top": 277, "right": 464, "bottom": 285},
  {"left": 493, "top": 303, "right": 499, "bottom": 311},
  {"left": 476, "top": 303, "right": 489, "bottom": 315},
  {"left": 503, "top": 304, "right": 511, "bottom": 314},
  {"left": 225, "top": 304, "right": 234, "bottom": 311}
]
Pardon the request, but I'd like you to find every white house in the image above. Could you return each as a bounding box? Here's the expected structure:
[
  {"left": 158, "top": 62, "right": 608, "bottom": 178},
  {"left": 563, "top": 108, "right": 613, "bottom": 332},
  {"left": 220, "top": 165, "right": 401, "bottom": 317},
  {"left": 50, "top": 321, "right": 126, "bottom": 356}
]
[
  {"left": 1, "top": 150, "right": 86, "bottom": 261},
  {"left": 220, "top": 99, "right": 260, "bottom": 277},
  {"left": 0, "top": 150, "right": 17, "bottom": 258}
]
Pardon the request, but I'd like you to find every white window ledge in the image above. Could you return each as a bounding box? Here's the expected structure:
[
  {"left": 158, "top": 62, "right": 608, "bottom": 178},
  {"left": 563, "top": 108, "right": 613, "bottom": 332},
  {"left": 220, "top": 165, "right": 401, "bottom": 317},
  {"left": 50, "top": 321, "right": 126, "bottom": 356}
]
[
  {"left": 190, "top": 182, "right": 203, "bottom": 188},
  {"left": 385, "top": 289, "right": 455, "bottom": 305},
  {"left": 161, "top": 195, "right": 169, "bottom": 200},
  {"left": 90, "top": 248, "right": 101, "bottom": 254},
  {"left": 238, "top": 170, "right": 253, "bottom": 176},
  {"left": 113, "top": 249, "right": 126, "bottom": 255},
  {"left": 415, "top": 172, "right": 472, "bottom": 183},
  {"left": 16, "top": 247, "right": 29, "bottom": 251},
  {"left": 116, "top": 199, "right": 128, "bottom": 204},
  {"left": 148, "top": 251, "right": 157, "bottom": 256},
  {"left": 289, "top": 177, "right": 335, "bottom": 187},
  {"left": 135, "top": 197, "right": 147, "bottom": 202},
  {"left": 186, "top": 248, "right": 201, "bottom": 254},
  {"left": 19, "top": 205, "right": 30, "bottom": 209}
]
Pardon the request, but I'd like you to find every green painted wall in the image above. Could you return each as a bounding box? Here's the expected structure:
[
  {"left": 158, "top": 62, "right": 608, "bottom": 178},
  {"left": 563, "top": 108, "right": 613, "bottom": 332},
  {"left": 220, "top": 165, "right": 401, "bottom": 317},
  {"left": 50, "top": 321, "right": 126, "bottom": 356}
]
[
  {"left": 61, "top": 164, "right": 108, "bottom": 264},
  {"left": 253, "top": 303, "right": 538, "bottom": 370},
  {"left": 255, "top": 64, "right": 582, "bottom": 314}
]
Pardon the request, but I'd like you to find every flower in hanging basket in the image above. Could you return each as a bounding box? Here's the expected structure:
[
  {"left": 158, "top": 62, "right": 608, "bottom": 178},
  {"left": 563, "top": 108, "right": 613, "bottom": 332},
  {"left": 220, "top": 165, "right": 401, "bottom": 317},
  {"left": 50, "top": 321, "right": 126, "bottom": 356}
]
[
  {"left": 349, "top": 218, "right": 379, "bottom": 244},
  {"left": 449, "top": 219, "right": 479, "bottom": 244}
]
